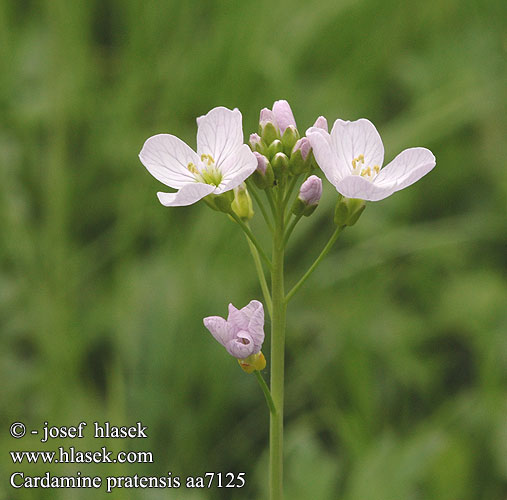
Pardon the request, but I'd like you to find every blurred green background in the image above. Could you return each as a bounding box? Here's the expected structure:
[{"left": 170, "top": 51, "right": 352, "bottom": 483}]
[{"left": 1, "top": 0, "right": 506, "bottom": 499}]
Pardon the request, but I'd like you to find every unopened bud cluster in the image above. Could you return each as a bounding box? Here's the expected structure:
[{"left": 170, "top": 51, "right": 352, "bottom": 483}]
[{"left": 249, "top": 100, "right": 327, "bottom": 187}]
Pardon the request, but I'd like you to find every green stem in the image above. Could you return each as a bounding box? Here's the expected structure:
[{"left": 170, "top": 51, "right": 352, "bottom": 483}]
[
  {"left": 283, "top": 213, "right": 303, "bottom": 246},
  {"left": 270, "top": 199, "right": 286, "bottom": 500},
  {"left": 245, "top": 235, "right": 273, "bottom": 318},
  {"left": 282, "top": 174, "right": 300, "bottom": 213},
  {"left": 255, "top": 371, "right": 276, "bottom": 416},
  {"left": 247, "top": 180, "right": 274, "bottom": 234},
  {"left": 230, "top": 212, "right": 272, "bottom": 270},
  {"left": 265, "top": 189, "right": 276, "bottom": 218},
  {"left": 285, "top": 225, "right": 345, "bottom": 304}
]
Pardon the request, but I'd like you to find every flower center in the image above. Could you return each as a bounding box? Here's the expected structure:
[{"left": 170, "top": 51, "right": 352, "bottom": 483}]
[
  {"left": 351, "top": 154, "right": 380, "bottom": 181},
  {"left": 187, "top": 154, "right": 223, "bottom": 187}
]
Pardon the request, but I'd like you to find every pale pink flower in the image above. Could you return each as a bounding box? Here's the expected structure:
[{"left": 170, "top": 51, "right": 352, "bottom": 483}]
[
  {"left": 307, "top": 118, "right": 435, "bottom": 201},
  {"left": 203, "top": 300, "right": 264, "bottom": 359},
  {"left": 139, "top": 107, "right": 257, "bottom": 206}
]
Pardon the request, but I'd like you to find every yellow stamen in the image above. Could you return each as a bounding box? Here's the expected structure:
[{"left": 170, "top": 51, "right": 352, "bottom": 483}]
[
  {"left": 187, "top": 162, "right": 198, "bottom": 174},
  {"left": 200, "top": 154, "right": 215, "bottom": 166}
]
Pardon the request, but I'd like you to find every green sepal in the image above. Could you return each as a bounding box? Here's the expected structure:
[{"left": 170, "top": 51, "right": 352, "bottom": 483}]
[
  {"left": 267, "top": 139, "right": 283, "bottom": 160},
  {"left": 260, "top": 122, "right": 279, "bottom": 146},
  {"left": 289, "top": 148, "right": 311, "bottom": 176},
  {"left": 292, "top": 197, "right": 318, "bottom": 217},
  {"left": 252, "top": 162, "right": 275, "bottom": 190},
  {"left": 281, "top": 126, "right": 299, "bottom": 156},
  {"left": 271, "top": 152, "right": 289, "bottom": 181},
  {"left": 238, "top": 352, "right": 266, "bottom": 373},
  {"left": 334, "top": 195, "right": 366, "bottom": 226},
  {"left": 205, "top": 191, "right": 234, "bottom": 213},
  {"left": 250, "top": 137, "right": 268, "bottom": 156}
]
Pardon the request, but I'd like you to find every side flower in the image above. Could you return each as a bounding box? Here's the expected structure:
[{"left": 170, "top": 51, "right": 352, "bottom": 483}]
[
  {"left": 139, "top": 107, "right": 257, "bottom": 207},
  {"left": 203, "top": 300, "right": 266, "bottom": 373},
  {"left": 307, "top": 118, "right": 436, "bottom": 201}
]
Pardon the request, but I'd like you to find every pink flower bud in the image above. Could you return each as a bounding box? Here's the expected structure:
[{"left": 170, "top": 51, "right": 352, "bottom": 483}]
[
  {"left": 312, "top": 116, "right": 328, "bottom": 131},
  {"left": 249, "top": 133, "right": 262, "bottom": 148},
  {"left": 299, "top": 175, "right": 322, "bottom": 206},
  {"left": 253, "top": 152, "right": 268, "bottom": 175},
  {"left": 272, "top": 100, "right": 297, "bottom": 135},
  {"left": 259, "top": 108, "right": 275, "bottom": 126},
  {"left": 292, "top": 137, "right": 311, "bottom": 161}
]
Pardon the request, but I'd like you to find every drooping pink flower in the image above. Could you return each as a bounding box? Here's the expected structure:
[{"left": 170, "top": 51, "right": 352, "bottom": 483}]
[
  {"left": 203, "top": 300, "right": 264, "bottom": 359},
  {"left": 139, "top": 107, "right": 257, "bottom": 207},
  {"left": 307, "top": 118, "right": 435, "bottom": 201}
]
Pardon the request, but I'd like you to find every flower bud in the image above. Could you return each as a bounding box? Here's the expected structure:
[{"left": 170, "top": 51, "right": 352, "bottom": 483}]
[
  {"left": 249, "top": 133, "right": 267, "bottom": 155},
  {"left": 281, "top": 125, "right": 300, "bottom": 156},
  {"left": 259, "top": 108, "right": 279, "bottom": 146},
  {"left": 238, "top": 351, "right": 266, "bottom": 374},
  {"left": 267, "top": 139, "right": 284, "bottom": 159},
  {"left": 252, "top": 152, "right": 274, "bottom": 189},
  {"left": 231, "top": 183, "right": 254, "bottom": 221},
  {"left": 312, "top": 116, "right": 328, "bottom": 131},
  {"left": 272, "top": 100, "right": 297, "bottom": 135},
  {"left": 299, "top": 175, "right": 322, "bottom": 205},
  {"left": 259, "top": 108, "right": 275, "bottom": 126},
  {"left": 334, "top": 195, "right": 366, "bottom": 226},
  {"left": 271, "top": 152, "right": 289, "bottom": 180},
  {"left": 289, "top": 137, "right": 312, "bottom": 175},
  {"left": 292, "top": 175, "right": 322, "bottom": 217}
]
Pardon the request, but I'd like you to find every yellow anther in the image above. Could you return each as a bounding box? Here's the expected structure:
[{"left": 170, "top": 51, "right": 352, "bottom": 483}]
[
  {"left": 358, "top": 154, "right": 364, "bottom": 163},
  {"left": 200, "top": 154, "right": 215, "bottom": 166},
  {"left": 187, "top": 162, "right": 198, "bottom": 174},
  {"left": 373, "top": 165, "right": 380, "bottom": 174},
  {"left": 360, "top": 167, "right": 371, "bottom": 177},
  {"left": 352, "top": 159, "right": 357, "bottom": 169}
]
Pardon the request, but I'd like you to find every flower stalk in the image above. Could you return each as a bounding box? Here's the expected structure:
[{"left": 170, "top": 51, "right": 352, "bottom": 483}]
[{"left": 269, "top": 195, "right": 286, "bottom": 500}]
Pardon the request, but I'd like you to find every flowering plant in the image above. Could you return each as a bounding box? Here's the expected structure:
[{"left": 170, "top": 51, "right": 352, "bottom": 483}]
[{"left": 140, "top": 100, "right": 435, "bottom": 499}]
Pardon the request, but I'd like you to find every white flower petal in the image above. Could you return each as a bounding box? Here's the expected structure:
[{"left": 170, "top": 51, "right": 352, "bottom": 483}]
[
  {"left": 335, "top": 175, "right": 397, "bottom": 201},
  {"left": 196, "top": 107, "right": 243, "bottom": 166},
  {"left": 216, "top": 144, "right": 257, "bottom": 193},
  {"left": 139, "top": 134, "right": 198, "bottom": 189},
  {"left": 312, "top": 115, "right": 328, "bottom": 132},
  {"left": 307, "top": 129, "right": 341, "bottom": 185},
  {"left": 157, "top": 183, "right": 215, "bottom": 207},
  {"left": 203, "top": 316, "right": 234, "bottom": 348},
  {"left": 330, "top": 118, "right": 384, "bottom": 175},
  {"left": 375, "top": 147, "right": 436, "bottom": 192}
]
